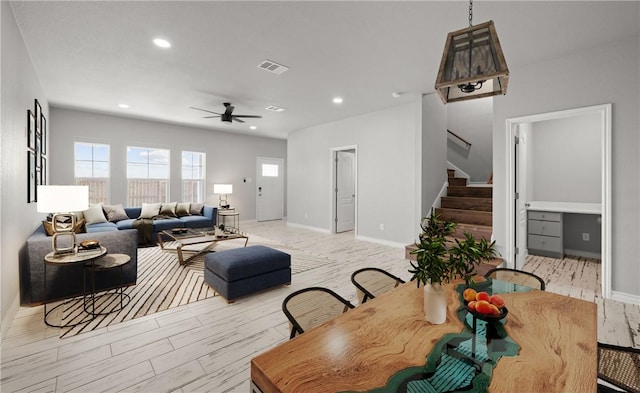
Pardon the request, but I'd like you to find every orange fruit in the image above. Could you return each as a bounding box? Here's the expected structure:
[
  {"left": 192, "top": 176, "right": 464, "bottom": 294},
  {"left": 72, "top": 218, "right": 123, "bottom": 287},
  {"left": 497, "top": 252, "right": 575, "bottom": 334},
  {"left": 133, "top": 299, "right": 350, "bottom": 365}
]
[
  {"left": 467, "top": 300, "right": 477, "bottom": 311},
  {"left": 475, "top": 300, "right": 492, "bottom": 315},
  {"left": 475, "top": 291, "right": 490, "bottom": 302},
  {"left": 490, "top": 294, "right": 505, "bottom": 308},
  {"left": 463, "top": 288, "right": 477, "bottom": 302}
]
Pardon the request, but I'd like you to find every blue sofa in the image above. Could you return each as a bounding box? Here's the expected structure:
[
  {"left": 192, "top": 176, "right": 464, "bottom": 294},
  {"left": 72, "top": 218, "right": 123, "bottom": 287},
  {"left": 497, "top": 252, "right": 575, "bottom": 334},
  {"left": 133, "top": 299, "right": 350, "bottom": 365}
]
[
  {"left": 85, "top": 205, "right": 217, "bottom": 241},
  {"left": 20, "top": 204, "right": 217, "bottom": 305}
]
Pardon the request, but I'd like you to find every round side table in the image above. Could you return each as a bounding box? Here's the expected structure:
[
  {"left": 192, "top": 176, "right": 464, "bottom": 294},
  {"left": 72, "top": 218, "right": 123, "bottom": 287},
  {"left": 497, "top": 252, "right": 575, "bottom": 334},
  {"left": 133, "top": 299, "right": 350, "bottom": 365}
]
[
  {"left": 43, "top": 247, "right": 107, "bottom": 328},
  {"left": 84, "top": 254, "right": 132, "bottom": 316}
]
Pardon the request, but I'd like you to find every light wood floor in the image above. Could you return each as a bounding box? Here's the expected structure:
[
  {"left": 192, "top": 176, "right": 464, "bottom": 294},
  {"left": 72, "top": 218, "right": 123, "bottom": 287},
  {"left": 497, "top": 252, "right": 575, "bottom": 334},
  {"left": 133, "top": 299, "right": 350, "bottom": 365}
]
[{"left": 1, "top": 220, "right": 638, "bottom": 392}]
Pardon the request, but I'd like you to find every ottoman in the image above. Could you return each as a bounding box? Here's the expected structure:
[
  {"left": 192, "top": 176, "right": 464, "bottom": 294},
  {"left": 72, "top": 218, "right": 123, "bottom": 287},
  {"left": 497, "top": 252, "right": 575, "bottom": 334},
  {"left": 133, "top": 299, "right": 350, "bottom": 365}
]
[{"left": 204, "top": 245, "right": 291, "bottom": 303}]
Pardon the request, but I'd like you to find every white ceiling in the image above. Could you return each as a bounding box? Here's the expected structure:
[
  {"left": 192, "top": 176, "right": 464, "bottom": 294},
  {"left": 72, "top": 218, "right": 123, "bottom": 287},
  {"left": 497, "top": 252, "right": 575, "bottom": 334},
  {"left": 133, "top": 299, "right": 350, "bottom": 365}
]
[{"left": 10, "top": 1, "right": 639, "bottom": 140}]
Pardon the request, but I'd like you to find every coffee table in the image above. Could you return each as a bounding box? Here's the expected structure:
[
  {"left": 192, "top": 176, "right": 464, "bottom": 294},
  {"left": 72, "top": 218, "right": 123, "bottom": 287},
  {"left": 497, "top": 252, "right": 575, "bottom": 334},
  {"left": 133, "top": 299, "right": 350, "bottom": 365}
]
[{"left": 158, "top": 228, "right": 249, "bottom": 265}]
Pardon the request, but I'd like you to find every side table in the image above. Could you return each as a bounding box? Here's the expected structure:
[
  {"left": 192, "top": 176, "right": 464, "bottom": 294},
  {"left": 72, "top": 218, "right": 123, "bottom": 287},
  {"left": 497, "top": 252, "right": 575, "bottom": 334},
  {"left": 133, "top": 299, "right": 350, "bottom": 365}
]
[
  {"left": 84, "top": 254, "right": 132, "bottom": 316},
  {"left": 43, "top": 247, "right": 107, "bottom": 328},
  {"left": 218, "top": 208, "right": 240, "bottom": 232}
]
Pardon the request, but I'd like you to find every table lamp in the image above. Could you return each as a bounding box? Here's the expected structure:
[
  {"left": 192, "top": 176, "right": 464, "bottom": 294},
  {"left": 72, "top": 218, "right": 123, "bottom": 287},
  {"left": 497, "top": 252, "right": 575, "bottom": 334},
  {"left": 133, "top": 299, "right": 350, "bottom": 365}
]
[
  {"left": 213, "top": 184, "right": 232, "bottom": 208},
  {"left": 37, "top": 185, "right": 89, "bottom": 254}
]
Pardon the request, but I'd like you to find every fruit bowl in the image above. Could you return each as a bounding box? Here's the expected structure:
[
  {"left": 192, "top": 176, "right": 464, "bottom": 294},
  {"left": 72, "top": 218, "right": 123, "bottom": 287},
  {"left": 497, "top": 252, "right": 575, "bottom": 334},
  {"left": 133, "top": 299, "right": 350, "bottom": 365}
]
[{"left": 465, "top": 304, "right": 509, "bottom": 322}]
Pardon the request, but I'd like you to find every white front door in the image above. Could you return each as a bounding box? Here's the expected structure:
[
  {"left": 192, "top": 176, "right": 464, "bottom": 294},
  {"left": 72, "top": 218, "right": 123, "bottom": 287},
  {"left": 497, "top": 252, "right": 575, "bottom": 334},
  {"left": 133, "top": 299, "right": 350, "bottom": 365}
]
[
  {"left": 336, "top": 151, "right": 355, "bottom": 233},
  {"left": 256, "top": 157, "right": 284, "bottom": 222}
]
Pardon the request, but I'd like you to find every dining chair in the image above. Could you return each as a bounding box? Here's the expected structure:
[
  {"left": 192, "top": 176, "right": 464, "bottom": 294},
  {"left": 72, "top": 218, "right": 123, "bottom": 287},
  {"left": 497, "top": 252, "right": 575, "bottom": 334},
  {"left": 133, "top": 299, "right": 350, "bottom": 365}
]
[
  {"left": 350, "top": 267, "right": 405, "bottom": 304},
  {"left": 484, "top": 268, "right": 546, "bottom": 290},
  {"left": 282, "top": 287, "right": 355, "bottom": 339},
  {"left": 597, "top": 342, "right": 640, "bottom": 393}
]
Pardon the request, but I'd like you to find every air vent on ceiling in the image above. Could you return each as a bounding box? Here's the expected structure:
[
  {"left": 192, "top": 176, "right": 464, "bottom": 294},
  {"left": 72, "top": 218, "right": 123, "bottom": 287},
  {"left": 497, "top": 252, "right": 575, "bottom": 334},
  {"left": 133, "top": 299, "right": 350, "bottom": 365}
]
[
  {"left": 265, "top": 105, "right": 286, "bottom": 112},
  {"left": 257, "top": 60, "right": 289, "bottom": 75}
]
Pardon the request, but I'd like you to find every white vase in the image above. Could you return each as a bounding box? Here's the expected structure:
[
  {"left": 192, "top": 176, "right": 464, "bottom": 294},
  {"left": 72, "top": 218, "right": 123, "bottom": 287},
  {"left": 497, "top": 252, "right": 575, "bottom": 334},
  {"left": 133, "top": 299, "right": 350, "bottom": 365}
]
[{"left": 423, "top": 283, "right": 447, "bottom": 324}]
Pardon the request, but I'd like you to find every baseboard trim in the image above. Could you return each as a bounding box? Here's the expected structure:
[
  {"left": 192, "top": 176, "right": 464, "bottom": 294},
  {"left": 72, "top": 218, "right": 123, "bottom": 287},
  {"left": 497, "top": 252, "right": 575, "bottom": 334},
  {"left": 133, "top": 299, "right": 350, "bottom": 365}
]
[
  {"left": 356, "top": 235, "right": 405, "bottom": 249},
  {"left": 1, "top": 294, "right": 20, "bottom": 340},
  {"left": 286, "top": 222, "right": 331, "bottom": 234},
  {"left": 610, "top": 290, "right": 640, "bottom": 306}
]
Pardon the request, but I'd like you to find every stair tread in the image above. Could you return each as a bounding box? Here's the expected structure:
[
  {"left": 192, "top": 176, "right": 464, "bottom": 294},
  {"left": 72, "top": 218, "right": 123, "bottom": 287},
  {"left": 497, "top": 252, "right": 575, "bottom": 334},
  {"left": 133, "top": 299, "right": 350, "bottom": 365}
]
[{"left": 438, "top": 208, "right": 491, "bottom": 215}]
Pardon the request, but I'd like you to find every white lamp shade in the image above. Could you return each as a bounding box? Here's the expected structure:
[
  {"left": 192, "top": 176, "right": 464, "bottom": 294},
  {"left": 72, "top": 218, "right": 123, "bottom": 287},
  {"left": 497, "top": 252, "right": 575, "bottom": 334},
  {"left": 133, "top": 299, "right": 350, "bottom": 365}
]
[
  {"left": 37, "top": 185, "right": 89, "bottom": 213},
  {"left": 213, "top": 184, "right": 233, "bottom": 194}
]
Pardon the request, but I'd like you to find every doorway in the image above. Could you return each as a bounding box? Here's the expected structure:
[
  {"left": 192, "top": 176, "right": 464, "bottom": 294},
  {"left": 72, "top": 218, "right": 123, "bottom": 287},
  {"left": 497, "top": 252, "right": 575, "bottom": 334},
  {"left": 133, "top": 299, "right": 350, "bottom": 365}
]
[
  {"left": 256, "top": 157, "right": 284, "bottom": 222},
  {"left": 331, "top": 146, "right": 357, "bottom": 234},
  {"left": 506, "top": 104, "right": 612, "bottom": 297}
]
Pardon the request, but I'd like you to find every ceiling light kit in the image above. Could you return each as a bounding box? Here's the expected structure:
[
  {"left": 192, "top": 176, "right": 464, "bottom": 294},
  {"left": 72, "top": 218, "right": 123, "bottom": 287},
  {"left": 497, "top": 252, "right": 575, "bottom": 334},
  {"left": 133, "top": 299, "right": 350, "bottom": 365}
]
[
  {"left": 434, "top": 0, "right": 509, "bottom": 104},
  {"left": 153, "top": 38, "right": 171, "bottom": 48}
]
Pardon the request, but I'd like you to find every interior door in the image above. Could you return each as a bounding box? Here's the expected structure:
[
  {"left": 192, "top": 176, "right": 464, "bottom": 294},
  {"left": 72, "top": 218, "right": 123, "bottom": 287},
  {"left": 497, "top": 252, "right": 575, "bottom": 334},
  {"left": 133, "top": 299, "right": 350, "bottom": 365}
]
[
  {"left": 335, "top": 150, "right": 355, "bottom": 233},
  {"left": 256, "top": 157, "right": 284, "bottom": 222},
  {"left": 515, "top": 125, "right": 529, "bottom": 269}
]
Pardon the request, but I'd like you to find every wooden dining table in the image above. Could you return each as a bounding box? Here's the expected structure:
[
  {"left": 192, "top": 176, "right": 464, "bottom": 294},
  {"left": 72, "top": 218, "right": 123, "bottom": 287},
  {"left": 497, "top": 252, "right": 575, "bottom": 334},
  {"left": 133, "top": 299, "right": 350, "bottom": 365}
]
[{"left": 250, "top": 279, "right": 597, "bottom": 393}]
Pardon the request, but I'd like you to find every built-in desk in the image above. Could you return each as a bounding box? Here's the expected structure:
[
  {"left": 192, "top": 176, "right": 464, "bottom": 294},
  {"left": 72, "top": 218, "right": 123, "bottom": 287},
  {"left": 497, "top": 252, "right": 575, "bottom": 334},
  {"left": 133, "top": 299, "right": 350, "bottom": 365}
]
[{"left": 527, "top": 201, "right": 601, "bottom": 259}]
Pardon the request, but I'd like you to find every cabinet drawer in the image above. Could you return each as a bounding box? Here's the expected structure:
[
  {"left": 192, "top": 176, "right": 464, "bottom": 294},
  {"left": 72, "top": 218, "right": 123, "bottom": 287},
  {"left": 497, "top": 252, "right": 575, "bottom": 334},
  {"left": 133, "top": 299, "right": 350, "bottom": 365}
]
[
  {"left": 528, "top": 234, "right": 562, "bottom": 252},
  {"left": 528, "top": 211, "right": 561, "bottom": 222},
  {"left": 528, "top": 220, "right": 562, "bottom": 237}
]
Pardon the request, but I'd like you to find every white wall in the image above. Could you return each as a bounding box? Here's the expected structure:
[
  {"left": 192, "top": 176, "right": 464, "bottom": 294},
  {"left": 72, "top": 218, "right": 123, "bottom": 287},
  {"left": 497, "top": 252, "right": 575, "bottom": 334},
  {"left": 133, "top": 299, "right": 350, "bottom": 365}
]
[
  {"left": 447, "top": 98, "right": 493, "bottom": 182},
  {"left": 493, "top": 33, "right": 640, "bottom": 297},
  {"left": 529, "top": 114, "right": 601, "bottom": 203},
  {"left": 422, "top": 93, "right": 447, "bottom": 217},
  {"left": 49, "top": 108, "right": 287, "bottom": 221},
  {"left": 0, "top": 2, "right": 50, "bottom": 337},
  {"left": 287, "top": 100, "right": 422, "bottom": 245}
]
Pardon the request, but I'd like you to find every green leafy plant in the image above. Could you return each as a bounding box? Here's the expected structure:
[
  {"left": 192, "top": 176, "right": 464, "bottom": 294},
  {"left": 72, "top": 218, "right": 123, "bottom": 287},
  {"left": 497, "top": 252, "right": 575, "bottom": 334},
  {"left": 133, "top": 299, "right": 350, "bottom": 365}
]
[{"left": 409, "top": 212, "right": 499, "bottom": 287}]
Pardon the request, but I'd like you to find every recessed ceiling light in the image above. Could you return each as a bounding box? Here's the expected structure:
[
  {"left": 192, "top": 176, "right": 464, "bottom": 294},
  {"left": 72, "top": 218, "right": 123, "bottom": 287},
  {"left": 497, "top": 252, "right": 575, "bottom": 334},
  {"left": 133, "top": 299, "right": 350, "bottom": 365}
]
[
  {"left": 250, "top": 126, "right": 257, "bottom": 130},
  {"left": 265, "top": 105, "right": 286, "bottom": 112},
  {"left": 118, "top": 103, "right": 129, "bottom": 108},
  {"left": 333, "top": 97, "right": 343, "bottom": 104},
  {"left": 392, "top": 92, "right": 403, "bottom": 98},
  {"left": 153, "top": 38, "right": 171, "bottom": 48}
]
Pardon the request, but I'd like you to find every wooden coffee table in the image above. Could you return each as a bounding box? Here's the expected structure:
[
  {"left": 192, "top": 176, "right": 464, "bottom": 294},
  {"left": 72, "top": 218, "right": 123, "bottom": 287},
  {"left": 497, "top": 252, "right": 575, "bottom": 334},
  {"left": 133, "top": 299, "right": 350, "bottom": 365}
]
[{"left": 158, "top": 228, "right": 249, "bottom": 265}]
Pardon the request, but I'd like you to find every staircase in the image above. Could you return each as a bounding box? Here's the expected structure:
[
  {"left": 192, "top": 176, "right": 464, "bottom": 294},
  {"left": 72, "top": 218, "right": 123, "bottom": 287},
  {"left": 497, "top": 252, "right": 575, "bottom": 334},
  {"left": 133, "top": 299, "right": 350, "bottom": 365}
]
[
  {"left": 405, "top": 169, "right": 502, "bottom": 275},
  {"left": 438, "top": 169, "right": 493, "bottom": 241}
]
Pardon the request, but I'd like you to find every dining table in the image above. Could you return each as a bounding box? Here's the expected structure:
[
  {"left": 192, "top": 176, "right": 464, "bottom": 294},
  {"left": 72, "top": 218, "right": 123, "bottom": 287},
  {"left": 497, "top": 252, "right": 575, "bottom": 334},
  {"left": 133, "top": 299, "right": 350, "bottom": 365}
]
[{"left": 250, "top": 278, "right": 597, "bottom": 393}]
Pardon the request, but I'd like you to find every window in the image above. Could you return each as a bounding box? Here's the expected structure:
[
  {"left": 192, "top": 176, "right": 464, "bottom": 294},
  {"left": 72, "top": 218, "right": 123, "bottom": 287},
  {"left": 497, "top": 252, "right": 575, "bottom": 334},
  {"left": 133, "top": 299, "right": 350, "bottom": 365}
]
[
  {"left": 262, "top": 164, "right": 278, "bottom": 177},
  {"left": 126, "top": 146, "right": 169, "bottom": 206},
  {"left": 182, "top": 151, "right": 206, "bottom": 202},
  {"left": 75, "top": 142, "right": 109, "bottom": 204}
]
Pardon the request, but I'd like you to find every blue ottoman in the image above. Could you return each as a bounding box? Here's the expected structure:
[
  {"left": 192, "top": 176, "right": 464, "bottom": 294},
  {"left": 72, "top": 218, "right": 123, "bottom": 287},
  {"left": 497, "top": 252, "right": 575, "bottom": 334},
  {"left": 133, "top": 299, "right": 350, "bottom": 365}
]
[{"left": 204, "top": 245, "right": 291, "bottom": 303}]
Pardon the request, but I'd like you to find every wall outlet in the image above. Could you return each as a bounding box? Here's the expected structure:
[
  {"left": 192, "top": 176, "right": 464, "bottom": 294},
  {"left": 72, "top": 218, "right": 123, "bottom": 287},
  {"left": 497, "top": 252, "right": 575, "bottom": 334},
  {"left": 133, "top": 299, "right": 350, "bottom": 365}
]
[
  {"left": 582, "top": 233, "right": 590, "bottom": 241},
  {"left": 379, "top": 223, "right": 384, "bottom": 231}
]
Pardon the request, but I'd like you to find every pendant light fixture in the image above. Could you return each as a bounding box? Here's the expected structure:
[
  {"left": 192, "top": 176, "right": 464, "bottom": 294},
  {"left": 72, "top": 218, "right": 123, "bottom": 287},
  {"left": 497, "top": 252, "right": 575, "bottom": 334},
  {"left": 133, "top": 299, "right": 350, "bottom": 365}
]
[{"left": 435, "top": 0, "right": 509, "bottom": 104}]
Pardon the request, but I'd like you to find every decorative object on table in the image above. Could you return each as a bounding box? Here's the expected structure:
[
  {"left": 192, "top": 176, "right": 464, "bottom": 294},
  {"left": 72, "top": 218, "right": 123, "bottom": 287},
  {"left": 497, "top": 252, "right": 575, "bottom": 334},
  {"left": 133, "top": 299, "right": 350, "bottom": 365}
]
[
  {"left": 37, "top": 185, "right": 89, "bottom": 254},
  {"left": 79, "top": 239, "right": 100, "bottom": 250},
  {"left": 213, "top": 183, "right": 232, "bottom": 208},
  {"left": 434, "top": 0, "right": 509, "bottom": 104},
  {"left": 409, "top": 212, "right": 498, "bottom": 324}
]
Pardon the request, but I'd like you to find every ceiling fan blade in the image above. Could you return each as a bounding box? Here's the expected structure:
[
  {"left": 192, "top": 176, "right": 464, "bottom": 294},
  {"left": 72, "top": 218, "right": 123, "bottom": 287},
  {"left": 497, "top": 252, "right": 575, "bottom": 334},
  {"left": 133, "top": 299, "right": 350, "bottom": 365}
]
[
  {"left": 232, "top": 118, "right": 245, "bottom": 123},
  {"left": 203, "top": 115, "right": 221, "bottom": 119},
  {"left": 189, "top": 106, "right": 222, "bottom": 115},
  {"left": 233, "top": 115, "right": 263, "bottom": 119}
]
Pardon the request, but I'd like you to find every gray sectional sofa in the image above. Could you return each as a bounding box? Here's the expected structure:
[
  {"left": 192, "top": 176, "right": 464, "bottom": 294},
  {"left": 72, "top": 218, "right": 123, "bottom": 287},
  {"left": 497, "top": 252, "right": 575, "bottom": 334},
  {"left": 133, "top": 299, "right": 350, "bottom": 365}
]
[{"left": 20, "top": 204, "right": 217, "bottom": 306}]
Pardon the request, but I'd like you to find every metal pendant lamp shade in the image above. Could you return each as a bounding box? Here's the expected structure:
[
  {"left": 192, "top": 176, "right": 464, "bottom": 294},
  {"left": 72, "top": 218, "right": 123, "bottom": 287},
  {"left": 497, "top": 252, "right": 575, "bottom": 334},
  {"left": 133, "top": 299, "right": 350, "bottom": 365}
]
[{"left": 435, "top": 20, "right": 509, "bottom": 104}]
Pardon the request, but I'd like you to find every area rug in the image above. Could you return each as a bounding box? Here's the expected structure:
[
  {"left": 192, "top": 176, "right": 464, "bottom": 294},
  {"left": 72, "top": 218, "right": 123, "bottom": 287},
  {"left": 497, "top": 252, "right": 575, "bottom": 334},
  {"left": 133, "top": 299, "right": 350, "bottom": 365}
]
[{"left": 55, "top": 234, "right": 330, "bottom": 338}]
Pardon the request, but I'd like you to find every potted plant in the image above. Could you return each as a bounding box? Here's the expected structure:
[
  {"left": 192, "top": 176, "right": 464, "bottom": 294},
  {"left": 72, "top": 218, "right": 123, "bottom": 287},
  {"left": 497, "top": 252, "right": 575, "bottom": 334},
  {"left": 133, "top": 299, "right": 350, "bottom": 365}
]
[{"left": 409, "top": 212, "right": 498, "bottom": 324}]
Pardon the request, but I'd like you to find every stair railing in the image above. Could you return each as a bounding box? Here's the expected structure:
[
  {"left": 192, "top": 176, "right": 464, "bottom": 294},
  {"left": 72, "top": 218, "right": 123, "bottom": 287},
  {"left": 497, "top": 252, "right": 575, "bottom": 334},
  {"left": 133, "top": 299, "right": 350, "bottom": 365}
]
[{"left": 447, "top": 129, "right": 472, "bottom": 150}]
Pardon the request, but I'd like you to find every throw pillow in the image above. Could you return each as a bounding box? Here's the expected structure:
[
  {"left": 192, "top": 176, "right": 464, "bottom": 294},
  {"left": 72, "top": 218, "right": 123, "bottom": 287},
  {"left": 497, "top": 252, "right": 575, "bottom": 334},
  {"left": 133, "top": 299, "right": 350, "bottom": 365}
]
[
  {"left": 83, "top": 204, "right": 108, "bottom": 225},
  {"left": 176, "top": 202, "right": 191, "bottom": 217},
  {"left": 189, "top": 202, "right": 204, "bottom": 216},
  {"left": 103, "top": 204, "right": 129, "bottom": 222},
  {"left": 139, "top": 203, "right": 161, "bottom": 219},
  {"left": 160, "top": 202, "right": 177, "bottom": 217}
]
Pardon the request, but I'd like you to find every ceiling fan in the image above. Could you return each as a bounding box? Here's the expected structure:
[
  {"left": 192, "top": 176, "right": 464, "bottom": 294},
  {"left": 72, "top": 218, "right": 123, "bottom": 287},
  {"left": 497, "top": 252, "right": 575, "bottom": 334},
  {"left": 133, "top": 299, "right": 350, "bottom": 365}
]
[{"left": 189, "top": 103, "right": 262, "bottom": 123}]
